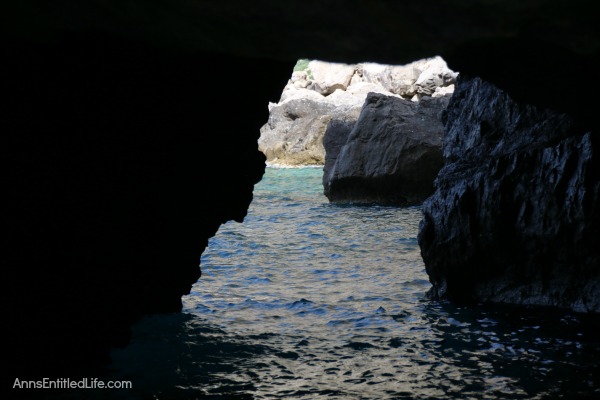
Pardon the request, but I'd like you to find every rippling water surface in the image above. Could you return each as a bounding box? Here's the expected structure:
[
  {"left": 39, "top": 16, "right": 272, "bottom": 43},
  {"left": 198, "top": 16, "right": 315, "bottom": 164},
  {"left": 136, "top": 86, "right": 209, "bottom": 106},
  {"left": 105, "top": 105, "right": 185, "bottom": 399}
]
[{"left": 107, "top": 167, "right": 600, "bottom": 399}]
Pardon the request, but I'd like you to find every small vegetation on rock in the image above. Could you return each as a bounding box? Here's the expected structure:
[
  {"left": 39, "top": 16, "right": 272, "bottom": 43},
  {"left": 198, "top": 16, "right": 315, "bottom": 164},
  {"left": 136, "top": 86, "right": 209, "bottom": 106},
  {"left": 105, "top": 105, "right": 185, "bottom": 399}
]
[{"left": 293, "top": 58, "right": 313, "bottom": 79}]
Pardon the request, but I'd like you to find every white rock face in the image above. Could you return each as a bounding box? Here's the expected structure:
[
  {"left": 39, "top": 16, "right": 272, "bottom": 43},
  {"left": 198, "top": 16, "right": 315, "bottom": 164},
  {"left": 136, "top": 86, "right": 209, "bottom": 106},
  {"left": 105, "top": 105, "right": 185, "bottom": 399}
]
[
  {"left": 413, "top": 57, "right": 458, "bottom": 96},
  {"left": 259, "top": 56, "right": 457, "bottom": 166},
  {"left": 308, "top": 60, "right": 356, "bottom": 95},
  {"left": 352, "top": 61, "right": 420, "bottom": 97},
  {"left": 351, "top": 56, "right": 457, "bottom": 98},
  {"left": 432, "top": 84, "right": 455, "bottom": 97}
]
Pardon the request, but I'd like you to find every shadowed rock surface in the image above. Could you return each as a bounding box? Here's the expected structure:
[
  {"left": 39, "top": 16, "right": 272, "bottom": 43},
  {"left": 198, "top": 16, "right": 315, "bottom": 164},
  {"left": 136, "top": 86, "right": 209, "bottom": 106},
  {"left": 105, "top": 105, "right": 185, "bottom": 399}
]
[
  {"left": 323, "top": 93, "right": 449, "bottom": 205},
  {"left": 2, "top": 0, "right": 599, "bottom": 383},
  {"left": 419, "top": 76, "right": 600, "bottom": 312},
  {"left": 322, "top": 120, "right": 357, "bottom": 188},
  {"left": 3, "top": 37, "right": 293, "bottom": 380}
]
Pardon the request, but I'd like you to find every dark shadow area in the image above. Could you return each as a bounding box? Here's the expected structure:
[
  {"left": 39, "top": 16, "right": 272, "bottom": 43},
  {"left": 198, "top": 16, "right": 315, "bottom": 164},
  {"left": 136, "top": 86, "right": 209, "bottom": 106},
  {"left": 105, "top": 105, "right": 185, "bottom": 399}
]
[
  {"left": 420, "top": 301, "right": 600, "bottom": 399},
  {"left": 3, "top": 30, "right": 293, "bottom": 385},
  {"left": 12, "top": 313, "right": 277, "bottom": 399}
]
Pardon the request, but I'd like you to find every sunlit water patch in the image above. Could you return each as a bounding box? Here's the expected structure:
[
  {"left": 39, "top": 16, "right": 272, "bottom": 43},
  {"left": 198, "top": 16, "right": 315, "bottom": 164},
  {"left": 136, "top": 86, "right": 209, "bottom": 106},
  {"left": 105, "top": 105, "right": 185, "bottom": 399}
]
[{"left": 102, "top": 167, "right": 600, "bottom": 399}]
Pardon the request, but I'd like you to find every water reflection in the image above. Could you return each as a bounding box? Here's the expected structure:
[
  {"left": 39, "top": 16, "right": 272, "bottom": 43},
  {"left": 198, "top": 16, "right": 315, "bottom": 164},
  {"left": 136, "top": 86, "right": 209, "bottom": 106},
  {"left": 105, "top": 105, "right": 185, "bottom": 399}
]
[
  {"left": 107, "top": 313, "right": 269, "bottom": 399},
  {"left": 101, "top": 168, "right": 600, "bottom": 399},
  {"left": 418, "top": 302, "right": 600, "bottom": 399},
  {"left": 101, "top": 302, "right": 600, "bottom": 399}
]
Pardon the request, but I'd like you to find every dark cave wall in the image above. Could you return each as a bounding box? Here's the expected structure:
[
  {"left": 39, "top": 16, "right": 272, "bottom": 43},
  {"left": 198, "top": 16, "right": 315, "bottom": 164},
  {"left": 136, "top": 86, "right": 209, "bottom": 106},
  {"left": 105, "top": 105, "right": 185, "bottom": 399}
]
[
  {"left": 418, "top": 76, "right": 600, "bottom": 312},
  {"left": 3, "top": 0, "right": 599, "bottom": 380},
  {"left": 3, "top": 34, "right": 293, "bottom": 376},
  {"left": 4, "top": 1, "right": 597, "bottom": 127}
]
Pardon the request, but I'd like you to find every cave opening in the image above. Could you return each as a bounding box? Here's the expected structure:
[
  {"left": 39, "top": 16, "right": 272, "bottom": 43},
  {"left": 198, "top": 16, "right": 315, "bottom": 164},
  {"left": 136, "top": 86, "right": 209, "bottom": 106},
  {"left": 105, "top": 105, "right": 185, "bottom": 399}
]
[
  {"left": 106, "top": 57, "right": 600, "bottom": 399},
  {"left": 179, "top": 56, "right": 453, "bottom": 346},
  {"left": 5, "top": 2, "right": 600, "bottom": 393}
]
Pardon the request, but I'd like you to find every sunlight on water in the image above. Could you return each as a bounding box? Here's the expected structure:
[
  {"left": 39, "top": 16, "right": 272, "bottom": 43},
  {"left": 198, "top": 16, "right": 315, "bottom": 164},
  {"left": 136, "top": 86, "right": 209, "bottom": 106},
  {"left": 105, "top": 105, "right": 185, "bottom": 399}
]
[{"left": 105, "top": 167, "right": 600, "bottom": 400}]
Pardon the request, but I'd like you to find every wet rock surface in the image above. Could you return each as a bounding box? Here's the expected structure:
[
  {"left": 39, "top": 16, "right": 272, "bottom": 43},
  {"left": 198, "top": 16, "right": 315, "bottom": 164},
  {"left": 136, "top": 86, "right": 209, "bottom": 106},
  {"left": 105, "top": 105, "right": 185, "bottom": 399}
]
[{"left": 418, "top": 76, "right": 600, "bottom": 312}]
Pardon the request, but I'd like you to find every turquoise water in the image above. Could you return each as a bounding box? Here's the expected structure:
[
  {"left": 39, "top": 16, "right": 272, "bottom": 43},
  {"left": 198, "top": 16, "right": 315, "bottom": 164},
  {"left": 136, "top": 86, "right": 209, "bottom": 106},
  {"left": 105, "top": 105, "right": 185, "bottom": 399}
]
[{"left": 105, "top": 167, "right": 600, "bottom": 399}]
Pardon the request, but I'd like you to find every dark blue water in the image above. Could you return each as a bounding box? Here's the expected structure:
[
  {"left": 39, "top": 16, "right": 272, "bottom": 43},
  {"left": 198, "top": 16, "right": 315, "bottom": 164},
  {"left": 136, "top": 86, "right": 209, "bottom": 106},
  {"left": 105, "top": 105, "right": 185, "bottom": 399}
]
[{"left": 104, "top": 167, "right": 600, "bottom": 399}]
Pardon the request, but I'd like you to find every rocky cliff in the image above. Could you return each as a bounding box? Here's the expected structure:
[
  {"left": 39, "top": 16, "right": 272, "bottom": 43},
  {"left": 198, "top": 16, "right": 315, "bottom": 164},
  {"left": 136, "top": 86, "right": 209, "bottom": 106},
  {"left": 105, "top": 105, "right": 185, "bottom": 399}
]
[
  {"left": 259, "top": 57, "right": 456, "bottom": 166},
  {"left": 419, "top": 76, "right": 599, "bottom": 312},
  {"left": 323, "top": 93, "right": 450, "bottom": 205}
]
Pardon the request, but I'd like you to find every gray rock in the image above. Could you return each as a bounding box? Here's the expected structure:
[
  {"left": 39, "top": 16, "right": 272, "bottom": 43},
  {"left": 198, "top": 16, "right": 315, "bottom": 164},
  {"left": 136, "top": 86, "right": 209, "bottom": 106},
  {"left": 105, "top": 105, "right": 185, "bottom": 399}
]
[
  {"left": 418, "top": 76, "right": 600, "bottom": 312},
  {"left": 323, "top": 92, "right": 450, "bottom": 205},
  {"left": 322, "top": 120, "right": 356, "bottom": 188},
  {"left": 260, "top": 58, "right": 456, "bottom": 166},
  {"left": 258, "top": 97, "right": 361, "bottom": 165}
]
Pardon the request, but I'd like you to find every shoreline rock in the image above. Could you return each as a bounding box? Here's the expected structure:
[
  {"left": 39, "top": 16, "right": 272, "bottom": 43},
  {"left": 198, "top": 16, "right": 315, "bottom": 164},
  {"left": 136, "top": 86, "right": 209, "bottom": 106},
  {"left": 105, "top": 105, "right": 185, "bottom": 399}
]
[
  {"left": 323, "top": 92, "right": 450, "bottom": 205},
  {"left": 259, "top": 57, "right": 456, "bottom": 166},
  {"left": 418, "top": 76, "right": 600, "bottom": 313}
]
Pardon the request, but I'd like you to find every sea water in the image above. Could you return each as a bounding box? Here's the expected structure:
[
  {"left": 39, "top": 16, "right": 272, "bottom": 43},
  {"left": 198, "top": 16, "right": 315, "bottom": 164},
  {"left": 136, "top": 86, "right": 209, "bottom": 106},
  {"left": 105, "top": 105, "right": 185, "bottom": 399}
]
[{"left": 104, "top": 167, "right": 599, "bottom": 399}]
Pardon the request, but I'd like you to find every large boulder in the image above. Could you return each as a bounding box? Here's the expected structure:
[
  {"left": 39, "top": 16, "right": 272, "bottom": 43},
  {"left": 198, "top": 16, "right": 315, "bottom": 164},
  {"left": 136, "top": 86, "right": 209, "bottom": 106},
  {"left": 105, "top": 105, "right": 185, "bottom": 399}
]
[
  {"left": 418, "top": 76, "right": 600, "bottom": 312},
  {"left": 323, "top": 92, "right": 450, "bottom": 205}
]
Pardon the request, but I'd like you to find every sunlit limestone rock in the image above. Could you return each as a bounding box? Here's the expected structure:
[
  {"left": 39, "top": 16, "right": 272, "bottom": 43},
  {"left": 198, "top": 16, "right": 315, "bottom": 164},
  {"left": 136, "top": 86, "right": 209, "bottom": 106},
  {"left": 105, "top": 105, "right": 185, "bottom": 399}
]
[
  {"left": 306, "top": 60, "right": 356, "bottom": 95},
  {"left": 418, "top": 76, "right": 600, "bottom": 312},
  {"left": 259, "top": 57, "right": 456, "bottom": 166},
  {"left": 259, "top": 97, "right": 345, "bottom": 165},
  {"left": 259, "top": 82, "right": 398, "bottom": 166},
  {"left": 352, "top": 56, "right": 457, "bottom": 98},
  {"left": 323, "top": 92, "right": 450, "bottom": 205},
  {"left": 432, "top": 84, "right": 455, "bottom": 98}
]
